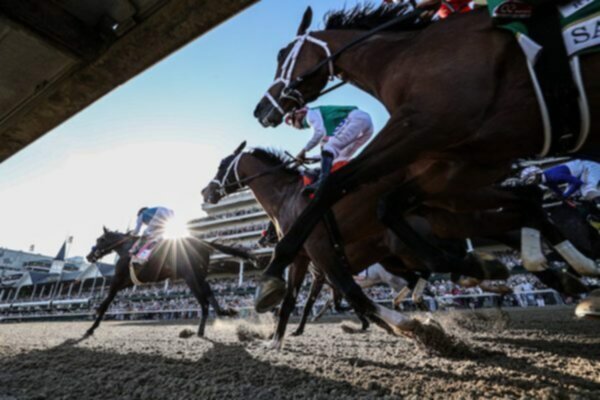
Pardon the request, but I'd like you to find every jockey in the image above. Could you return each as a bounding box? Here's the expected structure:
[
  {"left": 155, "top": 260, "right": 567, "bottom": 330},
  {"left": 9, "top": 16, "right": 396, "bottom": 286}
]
[
  {"left": 521, "top": 160, "right": 600, "bottom": 209},
  {"left": 286, "top": 105, "right": 374, "bottom": 193},
  {"left": 133, "top": 206, "right": 175, "bottom": 241}
]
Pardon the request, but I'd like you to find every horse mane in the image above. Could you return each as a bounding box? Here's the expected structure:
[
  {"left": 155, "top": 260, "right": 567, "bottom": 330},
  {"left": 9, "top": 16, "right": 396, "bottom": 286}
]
[
  {"left": 249, "top": 148, "right": 301, "bottom": 177},
  {"left": 323, "top": 2, "right": 426, "bottom": 32}
]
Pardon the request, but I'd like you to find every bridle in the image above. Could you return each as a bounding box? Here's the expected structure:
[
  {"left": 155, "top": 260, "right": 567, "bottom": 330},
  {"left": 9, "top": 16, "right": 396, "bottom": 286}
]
[
  {"left": 262, "top": 8, "right": 424, "bottom": 117},
  {"left": 90, "top": 235, "right": 132, "bottom": 262},
  {"left": 211, "top": 153, "right": 245, "bottom": 197},
  {"left": 264, "top": 33, "right": 336, "bottom": 115},
  {"left": 211, "top": 152, "right": 298, "bottom": 197}
]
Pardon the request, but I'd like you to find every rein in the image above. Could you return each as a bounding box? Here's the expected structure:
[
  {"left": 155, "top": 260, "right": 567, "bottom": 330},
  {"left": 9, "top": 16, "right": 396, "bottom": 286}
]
[
  {"left": 291, "top": 9, "right": 423, "bottom": 90},
  {"left": 265, "top": 9, "right": 423, "bottom": 112},
  {"left": 93, "top": 235, "right": 132, "bottom": 260},
  {"left": 212, "top": 152, "right": 299, "bottom": 196}
]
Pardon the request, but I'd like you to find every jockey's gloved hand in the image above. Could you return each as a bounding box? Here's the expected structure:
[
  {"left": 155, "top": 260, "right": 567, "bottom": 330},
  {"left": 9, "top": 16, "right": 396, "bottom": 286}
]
[{"left": 296, "top": 149, "right": 307, "bottom": 163}]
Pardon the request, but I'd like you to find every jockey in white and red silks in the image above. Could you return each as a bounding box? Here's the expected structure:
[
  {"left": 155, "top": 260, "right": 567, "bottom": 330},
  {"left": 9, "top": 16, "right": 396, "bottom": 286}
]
[{"left": 383, "top": 0, "right": 475, "bottom": 20}]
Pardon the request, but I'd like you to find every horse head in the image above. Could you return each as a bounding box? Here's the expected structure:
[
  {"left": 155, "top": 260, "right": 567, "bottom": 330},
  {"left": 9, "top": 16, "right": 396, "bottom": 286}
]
[
  {"left": 201, "top": 141, "right": 247, "bottom": 204},
  {"left": 86, "top": 227, "right": 132, "bottom": 263},
  {"left": 253, "top": 7, "right": 331, "bottom": 127}
]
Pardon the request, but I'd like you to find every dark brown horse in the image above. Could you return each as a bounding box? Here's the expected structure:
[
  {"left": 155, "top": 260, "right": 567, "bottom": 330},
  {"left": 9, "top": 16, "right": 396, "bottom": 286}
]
[
  {"left": 253, "top": 5, "right": 600, "bottom": 310},
  {"left": 201, "top": 144, "right": 579, "bottom": 342},
  {"left": 85, "top": 228, "right": 255, "bottom": 337},
  {"left": 202, "top": 144, "right": 454, "bottom": 343}
]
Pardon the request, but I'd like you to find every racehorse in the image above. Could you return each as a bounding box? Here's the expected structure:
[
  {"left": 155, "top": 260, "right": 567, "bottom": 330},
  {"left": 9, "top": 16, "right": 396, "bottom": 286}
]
[
  {"left": 85, "top": 228, "right": 256, "bottom": 337},
  {"left": 253, "top": 5, "right": 600, "bottom": 311},
  {"left": 201, "top": 144, "right": 565, "bottom": 343}
]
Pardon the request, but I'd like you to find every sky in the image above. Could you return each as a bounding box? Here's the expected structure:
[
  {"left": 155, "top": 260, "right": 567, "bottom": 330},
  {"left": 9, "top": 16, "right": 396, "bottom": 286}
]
[{"left": 0, "top": 0, "right": 390, "bottom": 259}]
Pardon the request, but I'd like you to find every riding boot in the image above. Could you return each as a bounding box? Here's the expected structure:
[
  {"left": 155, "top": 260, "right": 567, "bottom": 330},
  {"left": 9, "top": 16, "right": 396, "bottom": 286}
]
[{"left": 303, "top": 151, "right": 334, "bottom": 194}]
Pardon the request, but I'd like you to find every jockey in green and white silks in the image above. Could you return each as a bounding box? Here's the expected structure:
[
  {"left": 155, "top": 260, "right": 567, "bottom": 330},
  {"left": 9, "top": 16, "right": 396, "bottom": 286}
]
[{"left": 286, "top": 105, "right": 374, "bottom": 193}]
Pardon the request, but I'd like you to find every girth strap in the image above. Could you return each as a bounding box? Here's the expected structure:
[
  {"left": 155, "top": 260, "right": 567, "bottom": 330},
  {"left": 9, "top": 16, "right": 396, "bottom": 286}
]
[
  {"left": 527, "top": 5, "right": 581, "bottom": 154},
  {"left": 322, "top": 209, "right": 353, "bottom": 271}
]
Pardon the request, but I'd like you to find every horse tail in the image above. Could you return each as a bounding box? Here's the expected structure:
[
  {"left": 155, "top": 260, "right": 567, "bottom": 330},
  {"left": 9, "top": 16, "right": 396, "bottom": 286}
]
[{"left": 204, "top": 240, "right": 260, "bottom": 267}]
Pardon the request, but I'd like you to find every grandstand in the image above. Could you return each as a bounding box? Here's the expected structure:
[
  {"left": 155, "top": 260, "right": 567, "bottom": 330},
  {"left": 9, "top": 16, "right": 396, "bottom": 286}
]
[
  {"left": 189, "top": 189, "right": 274, "bottom": 277},
  {"left": 2, "top": 191, "right": 595, "bottom": 323}
]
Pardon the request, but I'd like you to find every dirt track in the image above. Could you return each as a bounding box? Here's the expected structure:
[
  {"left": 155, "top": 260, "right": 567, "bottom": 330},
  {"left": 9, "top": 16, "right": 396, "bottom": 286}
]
[{"left": 0, "top": 307, "right": 598, "bottom": 399}]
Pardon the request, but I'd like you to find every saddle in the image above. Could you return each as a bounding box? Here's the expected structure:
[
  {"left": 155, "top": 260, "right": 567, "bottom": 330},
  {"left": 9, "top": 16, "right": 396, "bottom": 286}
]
[
  {"left": 301, "top": 160, "right": 349, "bottom": 186},
  {"left": 488, "top": 0, "right": 600, "bottom": 155}
]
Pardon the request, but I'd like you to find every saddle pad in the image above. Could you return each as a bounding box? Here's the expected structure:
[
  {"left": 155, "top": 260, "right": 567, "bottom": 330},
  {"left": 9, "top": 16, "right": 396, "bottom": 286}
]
[
  {"left": 301, "top": 160, "right": 350, "bottom": 187},
  {"left": 133, "top": 239, "right": 159, "bottom": 263}
]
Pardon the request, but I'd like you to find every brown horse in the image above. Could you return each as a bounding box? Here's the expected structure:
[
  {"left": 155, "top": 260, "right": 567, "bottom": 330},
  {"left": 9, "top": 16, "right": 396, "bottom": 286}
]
[
  {"left": 253, "top": 5, "right": 600, "bottom": 310},
  {"left": 201, "top": 144, "right": 583, "bottom": 342},
  {"left": 85, "top": 228, "right": 255, "bottom": 337}
]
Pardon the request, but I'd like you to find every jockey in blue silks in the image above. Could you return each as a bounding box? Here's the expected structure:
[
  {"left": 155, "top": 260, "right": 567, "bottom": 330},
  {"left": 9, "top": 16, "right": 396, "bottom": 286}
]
[
  {"left": 521, "top": 160, "right": 600, "bottom": 209},
  {"left": 133, "top": 206, "right": 175, "bottom": 239}
]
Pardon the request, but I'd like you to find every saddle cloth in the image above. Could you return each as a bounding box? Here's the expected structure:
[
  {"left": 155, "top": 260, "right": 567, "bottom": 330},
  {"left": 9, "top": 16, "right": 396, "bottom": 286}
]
[
  {"left": 131, "top": 238, "right": 159, "bottom": 265},
  {"left": 488, "top": 0, "right": 600, "bottom": 58},
  {"left": 301, "top": 161, "right": 349, "bottom": 186},
  {"left": 486, "top": 0, "right": 599, "bottom": 156}
]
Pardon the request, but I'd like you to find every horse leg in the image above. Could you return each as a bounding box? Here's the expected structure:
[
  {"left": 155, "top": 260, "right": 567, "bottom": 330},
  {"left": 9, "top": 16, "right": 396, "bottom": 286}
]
[
  {"left": 377, "top": 184, "right": 509, "bottom": 280},
  {"left": 182, "top": 270, "right": 215, "bottom": 337},
  {"left": 292, "top": 271, "right": 324, "bottom": 337},
  {"left": 197, "top": 299, "right": 210, "bottom": 337},
  {"left": 271, "top": 257, "right": 309, "bottom": 349},
  {"left": 339, "top": 283, "right": 369, "bottom": 329},
  {"left": 85, "top": 278, "right": 128, "bottom": 337},
  {"left": 306, "top": 230, "right": 416, "bottom": 335}
]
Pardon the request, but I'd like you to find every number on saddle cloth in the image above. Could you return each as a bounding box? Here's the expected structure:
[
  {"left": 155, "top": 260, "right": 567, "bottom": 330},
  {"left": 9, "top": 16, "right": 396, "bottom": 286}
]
[
  {"left": 132, "top": 238, "right": 160, "bottom": 264},
  {"left": 487, "top": 0, "right": 600, "bottom": 154}
]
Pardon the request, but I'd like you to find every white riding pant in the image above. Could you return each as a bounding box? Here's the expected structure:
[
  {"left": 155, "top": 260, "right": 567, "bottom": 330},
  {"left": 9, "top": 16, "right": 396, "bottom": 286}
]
[
  {"left": 580, "top": 166, "right": 600, "bottom": 200},
  {"left": 322, "top": 110, "right": 374, "bottom": 162}
]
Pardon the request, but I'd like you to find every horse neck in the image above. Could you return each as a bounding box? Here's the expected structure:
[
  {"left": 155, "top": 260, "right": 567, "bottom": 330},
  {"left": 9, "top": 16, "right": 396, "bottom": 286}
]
[
  {"left": 239, "top": 156, "right": 299, "bottom": 218},
  {"left": 314, "top": 29, "right": 416, "bottom": 110},
  {"left": 113, "top": 235, "right": 134, "bottom": 258}
]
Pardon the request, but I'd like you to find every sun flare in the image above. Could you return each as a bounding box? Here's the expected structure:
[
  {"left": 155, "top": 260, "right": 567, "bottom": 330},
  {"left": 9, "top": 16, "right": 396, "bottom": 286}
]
[{"left": 163, "top": 217, "right": 191, "bottom": 240}]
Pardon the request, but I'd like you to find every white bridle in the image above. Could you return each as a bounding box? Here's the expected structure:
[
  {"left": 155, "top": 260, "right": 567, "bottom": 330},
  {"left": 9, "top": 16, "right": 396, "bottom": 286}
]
[
  {"left": 211, "top": 153, "right": 244, "bottom": 196},
  {"left": 263, "top": 33, "right": 335, "bottom": 115}
]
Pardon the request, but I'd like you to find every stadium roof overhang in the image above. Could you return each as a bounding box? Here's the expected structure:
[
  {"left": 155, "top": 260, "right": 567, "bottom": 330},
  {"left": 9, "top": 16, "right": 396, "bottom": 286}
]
[{"left": 0, "top": 0, "right": 258, "bottom": 163}]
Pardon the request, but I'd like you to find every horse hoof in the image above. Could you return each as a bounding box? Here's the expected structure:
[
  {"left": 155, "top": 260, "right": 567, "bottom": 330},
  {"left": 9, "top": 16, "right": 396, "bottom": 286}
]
[
  {"left": 557, "top": 270, "right": 589, "bottom": 295},
  {"left": 463, "top": 252, "right": 509, "bottom": 280},
  {"left": 575, "top": 296, "right": 600, "bottom": 320},
  {"left": 291, "top": 330, "right": 303, "bottom": 337},
  {"left": 254, "top": 276, "right": 286, "bottom": 313},
  {"left": 268, "top": 339, "right": 283, "bottom": 350}
]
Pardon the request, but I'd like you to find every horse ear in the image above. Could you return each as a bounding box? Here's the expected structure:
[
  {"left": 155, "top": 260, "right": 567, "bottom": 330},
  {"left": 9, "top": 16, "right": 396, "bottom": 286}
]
[
  {"left": 234, "top": 141, "right": 246, "bottom": 155},
  {"left": 103, "top": 226, "right": 108, "bottom": 234},
  {"left": 297, "top": 7, "right": 313, "bottom": 36}
]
